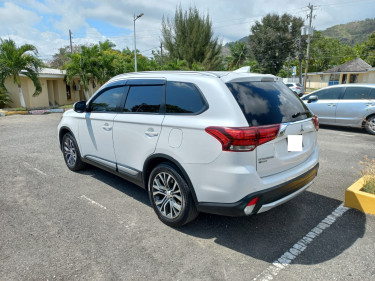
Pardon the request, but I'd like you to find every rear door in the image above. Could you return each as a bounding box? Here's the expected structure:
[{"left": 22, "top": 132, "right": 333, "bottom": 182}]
[
  {"left": 335, "top": 86, "right": 374, "bottom": 126},
  {"left": 226, "top": 81, "right": 317, "bottom": 177},
  {"left": 303, "top": 87, "right": 344, "bottom": 124},
  {"left": 112, "top": 80, "right": 165, "bottom": 176}
]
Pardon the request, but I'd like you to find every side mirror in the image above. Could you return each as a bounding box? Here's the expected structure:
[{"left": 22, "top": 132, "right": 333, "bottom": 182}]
[
  {"left": 73, "top": 101, "right": 86, "bottom": 113},
  {"left": 307, "top": 95, "right": 318, "bottom": 103}
]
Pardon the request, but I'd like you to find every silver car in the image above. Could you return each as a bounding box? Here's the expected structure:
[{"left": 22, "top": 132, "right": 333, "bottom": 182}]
[{"left": 302, "top": 84, "right": 375, "bottom": 135}]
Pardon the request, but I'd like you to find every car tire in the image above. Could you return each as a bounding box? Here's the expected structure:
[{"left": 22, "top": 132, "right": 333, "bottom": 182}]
[
  {"left": 365, "top": 115, "right": 375, "bottom": 135},
  {"left": 148, "top": 163, "right": 198, "bottom": 227},
  {"left": 62, "top": 133, "right": 86, "bottom": 171}
]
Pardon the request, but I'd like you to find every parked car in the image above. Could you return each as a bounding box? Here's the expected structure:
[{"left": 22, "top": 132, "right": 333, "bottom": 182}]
[
  {"left": 302, "top": 84, "right": 375, "bottom": 135},
  {"left": 58, "top": 71, "right": 319, "bottom": 226},
  {"left": 286, "top": 82, "right": 305, "bottom": 97}
]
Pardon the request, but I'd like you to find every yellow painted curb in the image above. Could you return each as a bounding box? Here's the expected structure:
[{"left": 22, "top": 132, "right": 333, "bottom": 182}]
[
  {"left": 5, "top": 111, "right": 29, "bottom": 116},
  {"left": 344, "top": 177, "right": 375, "bottom": 215}
]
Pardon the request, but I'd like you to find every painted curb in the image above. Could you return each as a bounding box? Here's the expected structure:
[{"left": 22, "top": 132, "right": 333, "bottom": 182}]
[
  {"left": 344, "top": 177, "right": 375, "bottom": 215},
  {"left": 5, "top": 111, "right": 29, "bottom": 116},
  {"left": 30, "top": 110, "right": 48, "bottom": 115}
]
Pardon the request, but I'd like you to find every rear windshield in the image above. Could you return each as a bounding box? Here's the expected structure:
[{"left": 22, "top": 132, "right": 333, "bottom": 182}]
[{"left": 226, "top": 81, "right": 312, "bottom": 126}]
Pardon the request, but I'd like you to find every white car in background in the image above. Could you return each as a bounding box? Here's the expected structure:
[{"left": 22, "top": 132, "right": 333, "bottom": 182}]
[
  {"left": 58, "top": 70, "right": 319, "bottom": 226},
  {"left": 286, "top": 82, "right": 305, "bottom": 97}
]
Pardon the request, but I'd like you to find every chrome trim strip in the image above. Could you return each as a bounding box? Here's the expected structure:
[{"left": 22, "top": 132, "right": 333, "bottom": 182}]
[
  {"left": 278, "top": 117, "right": 313, "bottom": 137},
  {"left": 257, "top": 180, "right": 314, "bottom": 214},
  {"left": 117, "top": 164, "right": 139, "bottom": 176},
  {"left": 85, "top": 155, "right": 116, "bottom": 170}
]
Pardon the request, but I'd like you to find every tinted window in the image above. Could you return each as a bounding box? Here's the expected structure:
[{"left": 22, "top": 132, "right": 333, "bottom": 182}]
[
  {"left": 90, "top": 87, "right": 123, "bottom": 112},
  {"left": 166, "top": 82, "right": 206, "bottom": 114},
  {"left": 369, "top": 88, "right": 375, "bottom": 100},
  {"left": 314, "top": 88, "right": 342, "bottom": 100},
  {"left": 343, "top": 87, "right": 372, "bottom": 100},
  {"left": 124, "top": 85, "right": 163, "bottom": 113},
  {"left": 286, "top": 84, "right": 293, "bottom": 87},
  {"left": 226, "top": 81, "right": 312, "bottom": 126}
]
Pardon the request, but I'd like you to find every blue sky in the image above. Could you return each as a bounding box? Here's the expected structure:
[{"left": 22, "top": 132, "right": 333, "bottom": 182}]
[{"left": 1, "top": 0, "right": 375, "bottom": 62}]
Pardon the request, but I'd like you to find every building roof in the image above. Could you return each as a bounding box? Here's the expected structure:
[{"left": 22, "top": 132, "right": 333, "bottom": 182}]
[
  {"left": 324, "top": 58, "right": 371, "bottom": 73},
  {"left": 39, "top": 68, "right": 66, "bottom": 75}
]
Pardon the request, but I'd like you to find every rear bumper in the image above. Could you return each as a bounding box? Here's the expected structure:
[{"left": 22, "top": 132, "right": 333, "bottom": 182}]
[{"left": 196, "top": 163, "right": 319, "bottom": 216}]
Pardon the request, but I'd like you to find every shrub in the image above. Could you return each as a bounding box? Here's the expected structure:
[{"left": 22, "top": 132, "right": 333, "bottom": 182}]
[{"left": 360, "top": 156, "right": 375, "bottom": 194}]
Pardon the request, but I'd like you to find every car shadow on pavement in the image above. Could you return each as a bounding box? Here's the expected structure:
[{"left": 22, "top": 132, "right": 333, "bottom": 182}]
[
  {"left": 180, "top": 191, "right": 366, "bottom": 265},
  {"left": 319, "top": 124, "right": 367, "bottom": 134},
  {"left": 81, "top": 167, "right": 366, "bottom": 265}
]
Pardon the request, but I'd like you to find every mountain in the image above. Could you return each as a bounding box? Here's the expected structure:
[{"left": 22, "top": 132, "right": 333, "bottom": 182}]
[
  {"left": 222, "top": 18, "right": 375, "bottom": 52},
  {"left": 321, "top": 18, "right": 375, "bottom": 46}
]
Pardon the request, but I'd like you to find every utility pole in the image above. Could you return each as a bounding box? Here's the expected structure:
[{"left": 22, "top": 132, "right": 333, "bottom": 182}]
[
  {"left": 69, "top": 29, "right": 73, "bottom": 54},
  {"left": 298, "top": 37, "right": 303, "bottom": 84},
  {"left": 303, "top": 3, "right": 314, "bottom": 90}
]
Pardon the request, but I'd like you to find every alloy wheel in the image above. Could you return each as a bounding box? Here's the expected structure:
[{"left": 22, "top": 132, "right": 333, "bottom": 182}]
[
  {"left": 152, "top": 172, "right": 183, "bottom": 219},
  {"left": 63, "top": 137, "right": 77, "bottom": 167}
]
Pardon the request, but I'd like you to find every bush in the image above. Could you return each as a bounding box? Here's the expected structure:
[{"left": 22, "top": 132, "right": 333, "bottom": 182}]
[
  {"left": 360, "top": 156, "right": 375, "bottom": 194},
  {"left": 0, "top": 87, "right": 12, "bottom": 108}
]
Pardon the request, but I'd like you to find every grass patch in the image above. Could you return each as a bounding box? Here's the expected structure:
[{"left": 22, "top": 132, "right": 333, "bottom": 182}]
[
  {"left": 6, "top": 107, "right": 27, "bottom": 111},
  {"left": 58, "top": 104, "right": 74, "bottom": 109},
  {"left": 360, "top": 156, "right": 375, "bottom": 195}
]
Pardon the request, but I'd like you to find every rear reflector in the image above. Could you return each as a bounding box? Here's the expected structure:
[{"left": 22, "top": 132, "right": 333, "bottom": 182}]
[
  {"left": 244, "top": 197, "right": 259, "bottom": 215},
  {"left": 312, "top": 115, "right": 319, "bottom": 131},
  {"left": 205, "top": 124, "right": 280, "bottom": 152}
]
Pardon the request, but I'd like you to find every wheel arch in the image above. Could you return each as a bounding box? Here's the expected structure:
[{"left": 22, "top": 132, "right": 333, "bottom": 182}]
[
  {"left": 143, "top": 154, "right": 198, "bottom": 205},
  {"left": 362, "top": 112, "right": 375, "bottom": 127},
  {"left": 59, "top": 126, "right": 75, "bottom": 150}
]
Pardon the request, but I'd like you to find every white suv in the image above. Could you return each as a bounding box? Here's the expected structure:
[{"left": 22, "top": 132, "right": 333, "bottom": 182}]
[{"left": 58, "top": 70, "right": 319, "bottom": 226}]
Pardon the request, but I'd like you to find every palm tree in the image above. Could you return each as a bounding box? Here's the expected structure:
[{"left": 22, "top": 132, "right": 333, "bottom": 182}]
[
  {"left": 65, "top": 45, "right": 99, "bottom": 100},
  {"left": 0, "top": 39, "right": 42, "bottom": 108},
  {"left": 227, "top": 42, "right": 249, "bottom": 70}
]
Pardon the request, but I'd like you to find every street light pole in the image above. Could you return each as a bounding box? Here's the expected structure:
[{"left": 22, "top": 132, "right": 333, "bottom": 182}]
[{"left": 133, "top": 13, "right": 144, "bottom": 72}]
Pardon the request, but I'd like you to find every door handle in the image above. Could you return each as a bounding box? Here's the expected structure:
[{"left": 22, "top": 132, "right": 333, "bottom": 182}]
[
  {"left": 102, "top": 123, "right": 112, "bottom": 131},
  {"left": 328, "top": 104, "right": 336, "bottom": 107},
  {"left": 145, "top": 128, "right": 159, "bottom": 137}
]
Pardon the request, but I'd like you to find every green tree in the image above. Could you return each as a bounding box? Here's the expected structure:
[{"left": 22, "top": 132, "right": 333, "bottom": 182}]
[
  {"left": 249, "top": 13, "right": 304, "bottom": 75},
  {"left": 0, "top": 38, "right": 42, "bottom": 108},
  {"left": 161, "top": 6, "right": 222, "bottom": 70},
  {"left": 0, "top": 86, "right": 11, "bottom": 108},
  {"left": 226, "top": 42, "right": 249, "bottom": 70},
  {"left": 361, "top": 31, "right": 375, "bottom": 66},
  {"left": 65, "top": 45, "right": 100, "bottom": 100},
  {"left": 309, "top": 31, "right": 356, "bottom": 72}
]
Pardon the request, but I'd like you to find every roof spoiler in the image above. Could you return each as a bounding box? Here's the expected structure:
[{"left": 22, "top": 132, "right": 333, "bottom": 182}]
[{"left": 233, "top": 66, "right": 251, "bottom": 73}]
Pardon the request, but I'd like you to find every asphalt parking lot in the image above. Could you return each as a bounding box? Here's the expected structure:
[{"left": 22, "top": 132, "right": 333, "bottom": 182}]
[{"left": 0, "top": 114, "right": 374, "bottom": 281}]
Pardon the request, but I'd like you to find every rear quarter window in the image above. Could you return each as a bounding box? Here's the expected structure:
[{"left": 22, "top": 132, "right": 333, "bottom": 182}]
[{"left": 226, "top": 81, "right": 312, "bottom": 126}]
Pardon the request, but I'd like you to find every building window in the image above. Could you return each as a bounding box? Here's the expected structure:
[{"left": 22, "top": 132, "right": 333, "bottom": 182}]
[
  {"left": 66, "top": 85, "right": 71, "bottom": 100},
  {"left": 349, "top": 74, "right": 358, "bottom": 83}
]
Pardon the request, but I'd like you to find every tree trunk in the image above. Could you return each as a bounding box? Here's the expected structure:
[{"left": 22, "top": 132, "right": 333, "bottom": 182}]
[
  {"left": 83, "top": 89, "right": 90, "bottom": 101},
  {"left": 18, "top": 85, "right": 26, "bottom": 108},
  {"left": 90, "top": 79, "right": 94, "bottom": 97}
]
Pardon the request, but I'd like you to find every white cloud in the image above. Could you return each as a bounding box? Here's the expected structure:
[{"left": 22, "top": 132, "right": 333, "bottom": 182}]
[{"left": 1, "top": 0, "right": 375, "bottom": 61}]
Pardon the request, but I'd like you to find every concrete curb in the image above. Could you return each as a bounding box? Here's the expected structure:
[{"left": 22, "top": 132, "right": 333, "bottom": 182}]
[
  {"left": 344, "top": 177, "right": 375, "bottom": 215},
  {"left": 1, "top": 108, "right": 67, "bottom": 117}
]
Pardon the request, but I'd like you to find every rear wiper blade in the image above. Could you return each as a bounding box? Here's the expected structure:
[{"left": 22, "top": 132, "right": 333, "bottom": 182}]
[{"left": 292, "top": 111, "right": 310, "bottom": 118}]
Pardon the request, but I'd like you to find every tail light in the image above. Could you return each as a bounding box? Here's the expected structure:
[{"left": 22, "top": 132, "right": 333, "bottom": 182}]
[
  {"left": 205, "top": 124, "right": 280, "bottom": 152},
  {"left": 312, "top": 115, "right": 319, "bottom": 131},
  {"left": 296, "top": 86, "right": 301, "bottom": 90}
]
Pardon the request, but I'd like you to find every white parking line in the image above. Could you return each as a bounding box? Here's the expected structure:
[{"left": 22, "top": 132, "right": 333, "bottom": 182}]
[
  {"left": 253, "top": 203, "right": 349, "bottom": 281},
  {"left": 24, "top": 162, "right": 47, "bottom": 176},
  {"left": 80, "top": 195, "right": 107, "bottom": 210},
  {"left": 339, "top": 133, "right": 355, "bottom": 137}
]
